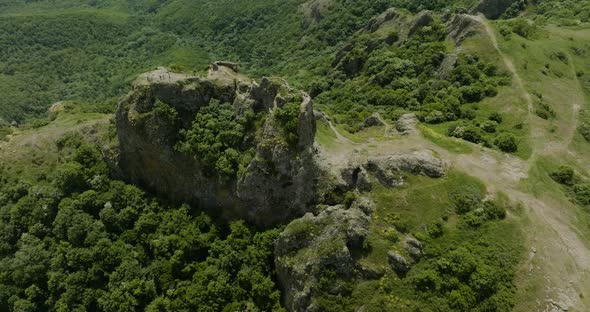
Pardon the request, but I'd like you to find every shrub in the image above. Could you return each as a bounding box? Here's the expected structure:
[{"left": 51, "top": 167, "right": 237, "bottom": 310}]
[
  {"left": 428, "top": 221, "right": 444, "bottom": 238},
  {"left": 488, "top": 112, "right": 503, "bottom": 124},
  {"left": 550, "top": 166, "right": 575, "bottom": 185},
  {"left": 480, "top": 121, "right": 498, "bottom": 133},
  {"left": 54, "top": 163, "right": 87, "bottom": 195},
  {"left": 494, "top": 134, "right": 518, "bottom": 153},
  {"left": 176, "top": 100, "right": 254, "bottom": 180},
  {"left": 579, "top": 122, "right": 590, "bottom": 142},
  {"left": 343, "top": 191, "right": 357, "bottom": 208},
  {"left": 462, "top": 126, "right": 486, "bottom": 144},
  {"left": 153, "top": 100, "right": 179, "bottom": 122},
  {"left": 425, "top": 110, "right": 445, "bottom": 124},
  {"left": 574, "top": 183, "right": 590, "bottom": 205},
  {"left": 535, "top": 109, "right": 550, "bottom": 120},
  {"left": 460, "top": 85, "right": 486, "bottom": 103},
  {"left": 511, "top": 19, "right": 537, "bottom": 39},
  {"left": 275, "top": 101, "right": 301, "bottom": 148},
  {"left": 449, "top": 125, "right": 486, "bottom": 144},
  {"left": 451, "top": 187, "right": 483, "bottom": 214},
  {"left": 412, "top": 269, "right": 441, "bottom": 292},
  {"left": 460, "top": 108, "right": 477, "bottom": 120},
  {"left": 482, "top": 201, "right": 506, "bottom": 220},
  {"left": 502, "top": 0, "right": 527, "bottom": 19}
]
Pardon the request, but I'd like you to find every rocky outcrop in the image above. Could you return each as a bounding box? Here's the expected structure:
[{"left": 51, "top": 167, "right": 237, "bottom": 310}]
[
  {"left": 403, "top": 236, "right": 424, "bottom": 261},
  {"left": 331, "top": 8, "right": 407, "bottom": 76},
  {"left": 365, "top": 8, "right": 401, "bottom": 33},
  {"left": 388, "top": 236, "right": 424, "bottom": 276},
  {"left": 334, "top": 150, "right": 448, "bottom": 191},
  {"left": 396, "top": 113, "right": 418, "bottom": 136},
  {"left": 275, "top": 204, "right": 371, "bottom": 312},
  {"left": 368, "top": 151, "right": 447, "bottom": 180},
  {"left": 388, "top": 251, "right": 411, "bottom": 275},
  {"left": 406, "top": 11, "right": 434, "bottom": 39},
  {"left": 302, "top": 0, "right": 334, "bottom": 28},
  {"left": 446, "top": 14, "right": 484, "bottom": 45},
  {"left": 471, "top": 0, "right": 518, "bottom": 19},
  {"left": 115, "top": 66, "right": 317, "bottom": 227},
  {"left": 363, "top": 112, "right": 385, "bottom": 128}
]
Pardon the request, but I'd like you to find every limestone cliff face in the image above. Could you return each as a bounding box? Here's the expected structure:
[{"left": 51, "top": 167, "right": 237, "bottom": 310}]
[{"left": 115, "top": 66, "right": 317, "bottom": 227}]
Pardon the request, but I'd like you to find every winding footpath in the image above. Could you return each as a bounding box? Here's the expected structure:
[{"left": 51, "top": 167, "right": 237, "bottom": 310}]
[{"left": 322, "top": 15, "right": 590, "bottom": 311}]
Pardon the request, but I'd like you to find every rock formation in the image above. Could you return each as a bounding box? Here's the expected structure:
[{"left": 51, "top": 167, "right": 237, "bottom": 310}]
[
  {"left": 275, "top": 203, "right": 371, "bottom": 311},
  {"left": 471, "top": 0, "right": 519, "bottom": 19},
  {"left": 115, "top": 65, "right": 318, "bottom": 227}
]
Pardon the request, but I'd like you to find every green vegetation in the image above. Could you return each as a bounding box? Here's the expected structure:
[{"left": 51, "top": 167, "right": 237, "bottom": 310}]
[
  {"left": 275, "top": 100, "right": 301, "bottom": 148},
  {"left": 550, "top": 165, "right": 575, "bottom": 186},
  {"left": 0, "top": 136, "right": 284, "bottom": 312},
  {"left": 176, "top": 100, "right": 256, "bottom": 180},
  {"left": 494, "top": 133, "right": 519, "bottom": 153},
  {"left": 310, "top": 172, "right": 522, "bottom": 311},
  {"left": 0, "top": 9, "right": 209, "bottom": 122},
  {"left": 311, "top": 14, "right": 521, "bottom": 152},
  {"left": 1, "top": 0, "right": 470, "bottom": 123},
  {"left": 534, "top": 0, "right": 590, "bottom": 22},
  {"left": 2, "top": 1, "right": 590, "bottom": 311},
  {"left": 549, "top": 165, "right": 590, "bottom": 207}
]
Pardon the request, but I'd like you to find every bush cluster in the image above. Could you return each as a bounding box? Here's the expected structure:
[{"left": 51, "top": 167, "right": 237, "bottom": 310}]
[
  {"left": 550, "top": 165, "right": 590, "bottom": 206},
  {"left": 451, "top": 186, "right": 507, "bottom": 227},
  {"left": 0, "top": 140, "right": 284, "bottom": 312},
  {"left": 175, "top": 100, "right": 256, "bottom": 181},
  {"left": 313, "top": 17, "right": 508, "bottom": 143}
]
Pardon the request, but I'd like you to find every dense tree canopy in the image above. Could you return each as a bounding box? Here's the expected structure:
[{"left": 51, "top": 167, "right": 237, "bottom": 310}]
[{"left": 0, "top": 140, "right": 284, "bottom": 311}]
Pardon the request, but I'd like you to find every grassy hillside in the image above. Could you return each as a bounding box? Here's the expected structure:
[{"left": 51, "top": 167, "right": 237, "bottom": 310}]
[
  {"left": 1, "top": 0, "right": 590, "bottom": 311},
  {"left": 0, "top": 0, "right": 492, "bottom": 122}
]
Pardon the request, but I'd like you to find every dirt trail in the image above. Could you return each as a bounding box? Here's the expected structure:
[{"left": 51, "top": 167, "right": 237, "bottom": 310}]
[
  {"left": 469, "top": 17, "right": 590, "bottom": 311},
  {"left": 324, "top": 115, "right": 590, "bottom": 310},
  {"left": 565, "top": 57, "right": 583, "bottom": 149},
  {"left": 327, "top": 119, "right": 354, "bottom": 144},
  {"left": 475, "top": 15, "right": 534, "bottom": 114},
  {"left": 320, "top": 16, "right": 590, "bottom": 309}
]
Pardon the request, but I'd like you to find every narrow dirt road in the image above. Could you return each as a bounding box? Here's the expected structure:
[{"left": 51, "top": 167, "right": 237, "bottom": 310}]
[
  {"left": 324, "top": 113, "right": 590, "bottom": 311},
  {"left": 475, "top": 15, "right": 534, "bottom": 113},
  {"left": 320, "top": 15, "right": 590, "bottom": 309}
]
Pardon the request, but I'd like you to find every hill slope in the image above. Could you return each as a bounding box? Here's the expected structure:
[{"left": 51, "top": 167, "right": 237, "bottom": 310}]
[{"left": 1, "top": 1, "right": 590, "bottom": 311}]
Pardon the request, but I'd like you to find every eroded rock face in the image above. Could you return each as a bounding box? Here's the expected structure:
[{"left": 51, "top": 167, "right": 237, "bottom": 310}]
[
  {"left": 446, "top": 14, "right": 484, "bottom": 45},
  {"left": 275, "top": 204, "right": 371, "bottom": 312},
  {"left": 336, "top": 150, "right": 448, "bottom": 191},
  {"left": 368, "top": 151, "right": 448, "bottom": 181},
  {"left": 115, "top": 66, "right": 317, "bottom": 227},
  {"left": 407, "top": 11, "right": 434, "bottom": 39},
  {"left": 471, "top": 0, "right": 518, "bottom": 19}
]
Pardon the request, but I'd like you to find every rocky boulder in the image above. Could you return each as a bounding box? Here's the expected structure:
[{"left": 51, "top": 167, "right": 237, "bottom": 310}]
[
  {"left": 404, "top": 236, "right": 424, "bottom": 261},
  {"left": 115, "top": 66, "right": 317, "bottom": 227},
  {"left": 362, "top": 151, "right": 448, "bottom": 188},
  {"left": 275, "top": 204, "right": 371, "bottom": 312},
  {"left": 388, "top": 251, "right": 411, "bottom": 275}
]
